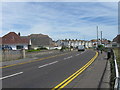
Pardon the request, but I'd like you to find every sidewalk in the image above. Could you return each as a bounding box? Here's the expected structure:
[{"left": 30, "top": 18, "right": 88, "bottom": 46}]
[{"left": 66, "top": 51, "right": 110, "bottom": 88}]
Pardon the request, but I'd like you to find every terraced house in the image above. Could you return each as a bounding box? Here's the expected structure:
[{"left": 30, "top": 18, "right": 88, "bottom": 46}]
[{"left": 56, "top": 39, "right": 93, "bottom": 48}]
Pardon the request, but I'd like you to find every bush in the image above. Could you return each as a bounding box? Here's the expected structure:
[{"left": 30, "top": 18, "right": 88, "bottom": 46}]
[
  {"left": 97, "top": 45, "right": 105, "bottom": 50},
  {"left": 54, "top": 48, "right": 58, "bottom": 50},
  {"left": 39, "top": 47, "right": 48, "bottom": 50}
]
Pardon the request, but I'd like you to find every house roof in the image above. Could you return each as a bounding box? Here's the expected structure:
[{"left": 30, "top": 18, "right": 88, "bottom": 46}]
[
  {"left": 2, "top": 32, "right": 29, "bottom": 45},
  {"left": 28, "top": 34, "right": 52, "bottom": 46},
  {"left": 28, "top": 34, "right": 49, "bottom": 38},
  {"left": 102, "top": 40, "right": 108, "bottom": 43}
]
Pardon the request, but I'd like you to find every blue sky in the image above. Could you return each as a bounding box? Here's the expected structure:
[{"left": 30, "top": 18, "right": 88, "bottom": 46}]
[{"left": 1, "top": 2, "right": 118, "bottom": 40}]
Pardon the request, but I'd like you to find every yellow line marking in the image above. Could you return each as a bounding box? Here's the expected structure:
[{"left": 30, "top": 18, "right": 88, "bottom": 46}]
[
  {"left": 52, "top": 52, "right": 98, "bottom": 90},
  {"left": 0, "top": 52, "right": 71, "bottom": 69}
]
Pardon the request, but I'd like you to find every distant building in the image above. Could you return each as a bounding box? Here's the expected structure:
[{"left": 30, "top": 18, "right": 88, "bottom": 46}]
[
  {"left": 90, "top": 39, "right": 111, "bottom": 47},
  {"left": 2, "top": 32, "right": 30, "bottom": 50},
  {"left": 56, "top": 39, "right": 93, "bottom": 48},
  {"left": 113, "top": 34, "right": 120, "bottom": 47}
]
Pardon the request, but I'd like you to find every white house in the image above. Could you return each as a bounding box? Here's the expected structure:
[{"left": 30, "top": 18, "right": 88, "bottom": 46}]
[{"left": 56, "top": 39, "right": 93, "bottom": 48}]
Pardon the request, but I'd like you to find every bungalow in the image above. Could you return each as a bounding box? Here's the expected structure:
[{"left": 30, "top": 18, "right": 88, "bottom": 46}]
[
  {"left": 28, "top": 34, "right": 53, "bottom": 49},
  {"left": 2, "top": 32, "right": 29, "bottom": 50}
]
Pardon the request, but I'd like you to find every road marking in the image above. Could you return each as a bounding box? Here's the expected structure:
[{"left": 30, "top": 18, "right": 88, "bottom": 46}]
[
  {"left": 49, "top": 61, "right": 58, "bottom": 65},
  {"left": 64, "top": 56, "right": 73, "bottom": 60},
  {"left": 0, "top": 72, "right": 23, "bottom": 80},
  {"left": 0, "top": 52, "right": 71, "bottom": 69},
  {"left": 80, "top": 50, "right": 87, "bottom": 54},
  {"left": 81, "top": 52, "right": 84, "bottom": 54},
  {"left": 52, "top": 52, "right": 98, "bottom": 90},
  {"left": 75, "top": 54, "right": 79, "bottom": 56},
  {"left": 38, "top": 61, "right": 58, "bottom": 68}
]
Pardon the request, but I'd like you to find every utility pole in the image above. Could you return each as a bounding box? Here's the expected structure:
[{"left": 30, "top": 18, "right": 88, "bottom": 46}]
[
  {"left": 97, "top": 26, "right": 99, "bottom": 47},
  {"left": 101, "top": 31, "right": 102, "bottom": 44}
]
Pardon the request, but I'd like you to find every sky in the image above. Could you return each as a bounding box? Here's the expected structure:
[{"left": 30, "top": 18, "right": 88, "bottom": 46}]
[{"left": 1, "top": 2, "right": 118, "bottom": 41}]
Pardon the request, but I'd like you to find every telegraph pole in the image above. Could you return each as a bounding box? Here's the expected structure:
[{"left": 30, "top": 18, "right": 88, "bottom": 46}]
[
  {"left": 101, "top": 31, "right": 102, "bottom": 44},
  {"left": 97, "top": 26, "right": 99, "bottom": 47}
]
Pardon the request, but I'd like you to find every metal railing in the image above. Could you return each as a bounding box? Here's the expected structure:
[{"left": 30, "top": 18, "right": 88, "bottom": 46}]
[{"left": 113, "top": 50, "right": 120, "bottom": 90}]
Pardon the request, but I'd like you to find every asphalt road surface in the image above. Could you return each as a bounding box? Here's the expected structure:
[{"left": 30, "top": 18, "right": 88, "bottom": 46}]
[{"left": 2, "top": 49, "right": 96, "bottom": 88}]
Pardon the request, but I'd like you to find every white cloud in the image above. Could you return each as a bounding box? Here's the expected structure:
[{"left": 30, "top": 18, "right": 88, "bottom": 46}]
[
  {"left": 1, "top": 2, "right": 118, "bottom": 40},
  {"left": 29, "top": 23, "right": 54, "bottom": 35},
  {"left": 1, "top": 0, "right": 119, "bottom": 2}
]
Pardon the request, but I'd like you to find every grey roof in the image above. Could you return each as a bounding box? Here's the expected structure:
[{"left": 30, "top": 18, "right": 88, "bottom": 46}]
[{"left": 28, "top": 34, "right": 53, "bottom": 46}]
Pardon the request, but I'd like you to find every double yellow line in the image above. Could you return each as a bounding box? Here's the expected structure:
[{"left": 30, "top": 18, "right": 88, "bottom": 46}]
[
  {"left": 0, "top": 52, "right": 70, "bottom": 69},
  {"left": 52, "top": 51, "right": 98, "bottom": 90}
]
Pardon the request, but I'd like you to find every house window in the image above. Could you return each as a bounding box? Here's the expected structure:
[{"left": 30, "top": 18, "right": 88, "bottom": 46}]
[{"left": 16, "top": 45, "right": 24, "bottom": 49}]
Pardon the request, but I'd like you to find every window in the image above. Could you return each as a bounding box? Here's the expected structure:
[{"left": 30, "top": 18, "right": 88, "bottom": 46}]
[{"left": 16, "top": 45, "right": 24, "bottom": 49}]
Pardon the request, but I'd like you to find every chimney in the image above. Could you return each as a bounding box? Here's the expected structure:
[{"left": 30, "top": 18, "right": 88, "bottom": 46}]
[{"left": 18, "top": 32, "right": 20, "bottom": 36}]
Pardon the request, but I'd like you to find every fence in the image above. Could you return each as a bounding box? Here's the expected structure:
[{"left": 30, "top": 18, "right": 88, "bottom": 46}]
[
  {"left": 2, "top": 50, "right": 24, "bottom": 62},
  {"left": 113, "top": 50, "right": 120, "bottom": 90}
]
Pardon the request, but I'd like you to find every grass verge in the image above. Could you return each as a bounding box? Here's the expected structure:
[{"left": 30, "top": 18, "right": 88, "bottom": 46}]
[{"left": 26, "top": 49, "right": 41, "bottom": 52}]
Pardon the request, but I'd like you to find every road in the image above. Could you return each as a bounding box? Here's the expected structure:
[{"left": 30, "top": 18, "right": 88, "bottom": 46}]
[{"left": 2, "top": 49, "right": 97, "bottom": 89}]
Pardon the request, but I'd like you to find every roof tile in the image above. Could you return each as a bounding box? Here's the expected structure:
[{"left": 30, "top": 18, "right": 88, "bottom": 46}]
[{"left": 2, "top": 32, "right": 29, "bottom": 44}]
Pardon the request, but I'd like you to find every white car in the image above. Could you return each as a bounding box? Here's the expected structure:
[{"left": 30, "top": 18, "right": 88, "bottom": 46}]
[{"left": 78, "top": 45, "right": 85, "bottom": 51}]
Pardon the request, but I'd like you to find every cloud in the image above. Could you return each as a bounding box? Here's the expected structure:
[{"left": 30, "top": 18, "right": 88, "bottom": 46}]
[
  {"left": 1, "top": 0, "right": 119, "bottom": 2},
  {"left": 1, "top": 2, "right": 118, "bottom": 40}
]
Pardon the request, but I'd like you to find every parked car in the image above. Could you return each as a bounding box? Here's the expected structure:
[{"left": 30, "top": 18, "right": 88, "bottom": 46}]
[
  {"left": 2, "top": 45, "right": 12, "bottom": 50},
  {"left": 78, "top": 45, "right": 85, "bottom": 51}
]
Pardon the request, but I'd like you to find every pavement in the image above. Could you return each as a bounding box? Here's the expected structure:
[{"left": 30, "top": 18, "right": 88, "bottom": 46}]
[
  {"left": 65, "top": 51, "right": 110, "bottom": 89},
  {"left": 0, "top": 49, "right": 111, "bottom": 89}
]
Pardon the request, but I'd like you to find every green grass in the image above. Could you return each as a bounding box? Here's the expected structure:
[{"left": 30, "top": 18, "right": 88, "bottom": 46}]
[{"left": 27, "top": 49, "right": 41, "bottom": 52}]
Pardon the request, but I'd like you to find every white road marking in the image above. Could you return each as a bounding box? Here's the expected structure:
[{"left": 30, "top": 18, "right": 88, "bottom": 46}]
[
  {"left": 81, "top": 52, "right": 84, "bottom": 54},
  {"left": 64, "top": 56, "right": 73, "bottom": 60},
  {"left": 69, "top": 56, "right": 73, "bottom": 58},
  {"left": 0, "top": 72, "right": 23, "bottom": 80},
  {"left": 48, "top": 61, "right": 58, "bottom": 64},
  {"left": 64, "top": 58, "right": 67, "bottom": 60},
  {"left": 75, "top": 54, "right": 80, "bottom": 56},
  {"left": 38, "top": 61, "right": 58, "bottom": 68},
  {"left": 81, "top": 50, "right": 86, "bottom": 54}
]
